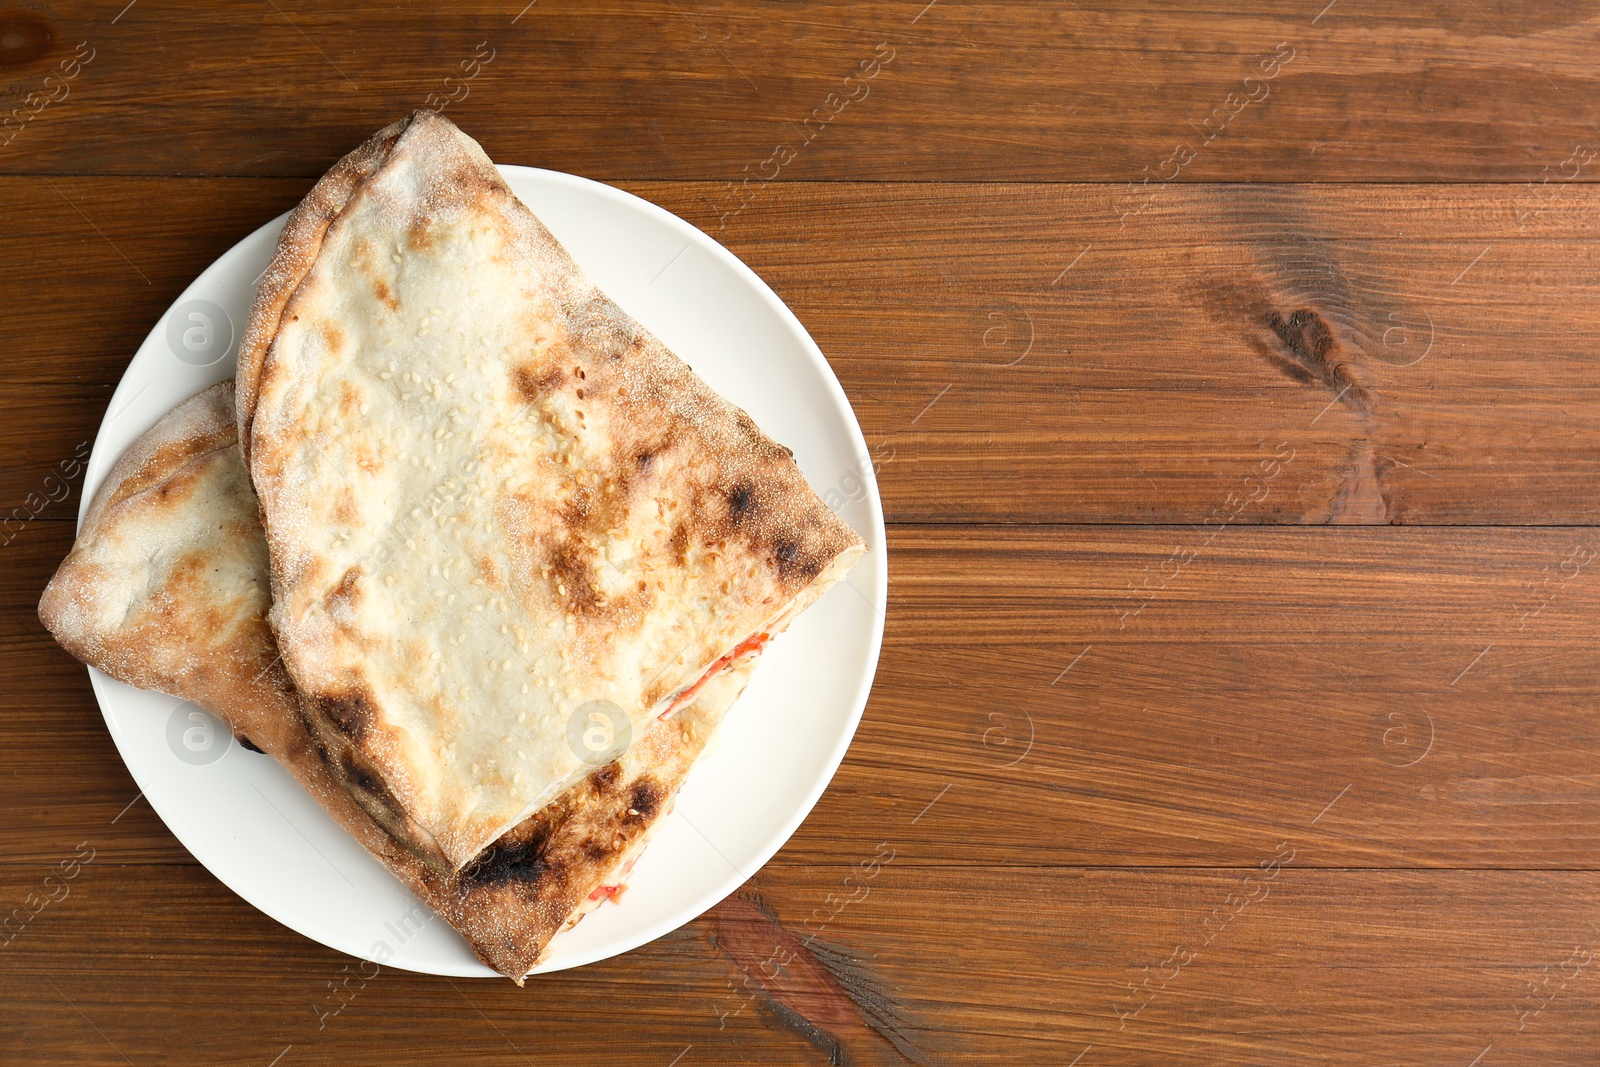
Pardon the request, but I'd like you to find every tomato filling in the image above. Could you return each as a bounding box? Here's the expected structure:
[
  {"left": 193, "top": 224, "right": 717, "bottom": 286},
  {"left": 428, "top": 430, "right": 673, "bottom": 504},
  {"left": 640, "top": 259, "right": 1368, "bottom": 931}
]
[
  {"left": 659, "top": 631, "right": 770, "bottom": 720},
  {"left": 587, "top": 856, "right": 641, "bottom": 906}
]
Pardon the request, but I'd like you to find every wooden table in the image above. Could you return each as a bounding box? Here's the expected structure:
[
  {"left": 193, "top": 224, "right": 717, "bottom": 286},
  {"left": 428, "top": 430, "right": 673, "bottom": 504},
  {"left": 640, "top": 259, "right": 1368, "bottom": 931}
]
[{"left": 6, "top": 2, "right": 1600, "bottom": 1062}]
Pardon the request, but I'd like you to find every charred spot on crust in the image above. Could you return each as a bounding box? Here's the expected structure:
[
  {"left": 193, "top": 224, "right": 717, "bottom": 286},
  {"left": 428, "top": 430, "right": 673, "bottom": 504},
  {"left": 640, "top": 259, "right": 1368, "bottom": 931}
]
[
  {"left": 461, "top": 826, "right": 557, "bottom": 888},
  {"left": 512, "top": 363, "right": 564, "bottom": 403},
  {"left": 770, "top": 537, "right": 824, "bottom": 582},
  {"left": 338, "top": 747, "right": 387, "bottom": 797},
  {"left": 588, "top": 763, "right": 620, "bottom": 795},
  {"left": 296, "top": 721, "right": 435, "bottom": 865},
  {"left": 237, "top": 736, "right": 264, "bottom": 754},
  {"left": 726, "top": 482, "right": 758, "bottom": 526},
  {"left": 373, "top": 277, "right": 398, "bottom": 310},
  {"left": 629, "top": 779, "right": 661, "bottom": 819},
  {"left": 329, "top": 746, "right": 420, "bottom": 851},
  {"left": 627, "top": 428, "right": 679, "bottom": 489},
  {"left": 315, "top": 687, "right": 373, "bottom": 743}
]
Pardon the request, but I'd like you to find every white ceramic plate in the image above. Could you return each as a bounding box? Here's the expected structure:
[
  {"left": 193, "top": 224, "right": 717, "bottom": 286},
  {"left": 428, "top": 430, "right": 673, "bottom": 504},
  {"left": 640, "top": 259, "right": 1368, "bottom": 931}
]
[{"left": 80, "top": 166, "right": 887, "bottom": 977}]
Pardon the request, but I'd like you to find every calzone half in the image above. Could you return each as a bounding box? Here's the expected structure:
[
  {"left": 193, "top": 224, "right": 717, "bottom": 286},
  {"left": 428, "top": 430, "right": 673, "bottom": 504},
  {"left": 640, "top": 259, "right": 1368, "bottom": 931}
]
[
  {"left": 39, "top": 383, "right": 752, "bottom": 982},
  {"left": 238, "top": 111, "right": 864, "bottom": 868}
]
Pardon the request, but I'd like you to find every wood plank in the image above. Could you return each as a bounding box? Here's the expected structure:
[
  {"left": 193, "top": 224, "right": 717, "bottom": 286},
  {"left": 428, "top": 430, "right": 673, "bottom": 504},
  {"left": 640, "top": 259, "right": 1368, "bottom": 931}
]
[
  {"left": 7, "top": 179, "right": 1600, "bottom": 523},
  {"left": 12, "top": 525, "right": 1600, "bottom": 871},
  {"left": 4, "top": 2, "right": 1600, "bottom": 182},
  {"left": 2, "top": 862, "right": 1597, "bottom": 1064},
  {"left": 10, "top": 0, "right": 1600, "bottom": 1059}
]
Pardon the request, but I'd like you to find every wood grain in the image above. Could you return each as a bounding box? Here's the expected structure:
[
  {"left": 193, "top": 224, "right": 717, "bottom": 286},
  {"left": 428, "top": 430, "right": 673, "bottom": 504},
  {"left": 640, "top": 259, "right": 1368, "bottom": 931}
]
[
  {"left": 3, "top": 864, "right": 1597, "bottom": 1065},
  {"left": 4, "top": 2, "right": 1600, "bottom": 182},
  {"left": 8, "top": 179, "right": 1600, "bottom": 523}
]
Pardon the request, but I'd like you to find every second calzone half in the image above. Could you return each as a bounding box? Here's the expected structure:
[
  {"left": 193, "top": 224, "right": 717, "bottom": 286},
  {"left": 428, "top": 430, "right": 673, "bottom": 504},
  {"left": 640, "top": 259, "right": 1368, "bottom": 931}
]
[{"left": 239, "top": 111, "right": 864, "bottom": 869}]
